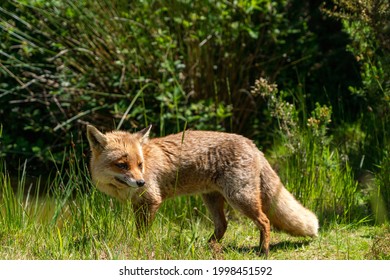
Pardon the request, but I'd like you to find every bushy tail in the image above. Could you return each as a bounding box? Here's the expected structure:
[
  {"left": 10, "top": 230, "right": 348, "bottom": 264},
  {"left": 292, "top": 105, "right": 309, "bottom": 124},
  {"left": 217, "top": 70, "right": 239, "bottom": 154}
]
[{"left": 260, "top": 156, "right": 319, "bottom": 237}]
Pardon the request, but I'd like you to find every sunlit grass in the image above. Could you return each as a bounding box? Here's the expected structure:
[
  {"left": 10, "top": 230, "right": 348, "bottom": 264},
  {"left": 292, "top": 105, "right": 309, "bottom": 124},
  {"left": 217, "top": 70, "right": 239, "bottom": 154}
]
[{"left": 0, "top": 147, "right": 389, "bottom": 260}]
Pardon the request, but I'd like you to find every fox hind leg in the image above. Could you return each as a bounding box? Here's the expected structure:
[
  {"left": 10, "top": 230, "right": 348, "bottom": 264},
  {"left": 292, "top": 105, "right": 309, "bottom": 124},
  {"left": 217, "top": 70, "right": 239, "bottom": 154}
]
[
  {"left": 224, "top": 189, "right": 270, "bottom": 257},
  {"left": 254, "top": 211, "right": 271, "bottom": 257},
  {"left": 202, "top": 192, "right": 228, "bottom": 242}
]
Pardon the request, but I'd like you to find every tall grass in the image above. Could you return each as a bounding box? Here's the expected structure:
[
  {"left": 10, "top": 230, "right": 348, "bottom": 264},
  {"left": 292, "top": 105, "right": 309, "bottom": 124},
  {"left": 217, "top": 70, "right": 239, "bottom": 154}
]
[
  {"left": 0, "top": 87, "right": 374, "bottom": 260},
  {"left": 0, "top": 128, "right": 387, "bottom": 259},
  {"left": 251, "top": 77, "right": 363, "bottom": 225},
  {"left": 0, "top": 83, "right": 380, "bottom": 261},
  {"left": 278, "top": 136, "right": 360, "bottom": 223},
  {"left": 0, "top": 143, "right": 213, "bottom": 259}
]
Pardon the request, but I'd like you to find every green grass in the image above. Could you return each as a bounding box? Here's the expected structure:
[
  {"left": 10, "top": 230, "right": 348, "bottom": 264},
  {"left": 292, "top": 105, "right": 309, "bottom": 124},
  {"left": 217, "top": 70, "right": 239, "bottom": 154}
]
[{"left": 0, "top": 152, "right": 389, "bottom": 260}]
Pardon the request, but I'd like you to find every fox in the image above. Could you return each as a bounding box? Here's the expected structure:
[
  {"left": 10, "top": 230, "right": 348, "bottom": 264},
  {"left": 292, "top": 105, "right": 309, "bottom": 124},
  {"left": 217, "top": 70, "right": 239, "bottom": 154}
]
[{"left": 86, "top": 124, "right": 319, "bottom": 256}]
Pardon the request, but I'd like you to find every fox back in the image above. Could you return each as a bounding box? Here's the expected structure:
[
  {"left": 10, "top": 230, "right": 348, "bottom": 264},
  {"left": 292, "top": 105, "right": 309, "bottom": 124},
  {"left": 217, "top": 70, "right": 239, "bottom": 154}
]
[{"left": 88, "top": 126, "right": 262, "bottom": 199}]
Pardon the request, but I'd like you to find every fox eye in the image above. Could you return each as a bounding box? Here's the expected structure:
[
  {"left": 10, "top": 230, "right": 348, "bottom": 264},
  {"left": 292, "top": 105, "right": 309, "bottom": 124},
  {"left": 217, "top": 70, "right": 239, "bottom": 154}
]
[
  {"left": 138, "top": 162, "right": 143, "bottom": 169},
  {"left": 115, "top": 163, "right": 128, "bottom": 170}
]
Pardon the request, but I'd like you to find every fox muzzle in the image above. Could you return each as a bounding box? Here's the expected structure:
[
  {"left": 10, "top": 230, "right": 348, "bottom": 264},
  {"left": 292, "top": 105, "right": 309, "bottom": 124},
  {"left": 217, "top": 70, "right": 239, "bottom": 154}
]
[
  {"left": 114, "top": 176, "right": 145, "bottom": 188},
  {"left": 136, "top": 179, "right": 145, "bottom": 187}
]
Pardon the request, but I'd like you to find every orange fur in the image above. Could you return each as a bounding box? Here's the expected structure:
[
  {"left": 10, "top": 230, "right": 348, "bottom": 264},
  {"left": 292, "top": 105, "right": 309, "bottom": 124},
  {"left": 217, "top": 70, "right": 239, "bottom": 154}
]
[{"left": 87, "top": 125, "right": 319, "bottom": 256}]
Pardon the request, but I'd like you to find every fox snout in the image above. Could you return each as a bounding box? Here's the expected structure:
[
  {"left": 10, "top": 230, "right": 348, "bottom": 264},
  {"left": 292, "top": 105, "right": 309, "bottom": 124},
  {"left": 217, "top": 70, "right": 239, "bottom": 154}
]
[
  {"left": 136, "top": 179, "right": 145, "bottom": 187},
  {"left": 114, "top": 175, "right": 145, "bottom": 188}
]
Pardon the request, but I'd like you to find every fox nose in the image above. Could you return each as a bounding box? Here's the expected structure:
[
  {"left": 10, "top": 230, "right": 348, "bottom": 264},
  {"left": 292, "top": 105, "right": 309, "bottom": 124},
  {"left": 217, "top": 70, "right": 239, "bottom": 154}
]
[{"left": 136, "top": 179, "right": 145, "bottom": 187}]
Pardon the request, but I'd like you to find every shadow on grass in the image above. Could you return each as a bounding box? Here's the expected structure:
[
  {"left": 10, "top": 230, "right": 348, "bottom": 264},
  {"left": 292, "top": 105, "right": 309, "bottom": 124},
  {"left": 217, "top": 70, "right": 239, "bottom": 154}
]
[
  {"left": 216, "top": 239, "right": 312, "bottom": 258},
  {"left": 270, "top": 239, "right": 312, "bottom": 251}
]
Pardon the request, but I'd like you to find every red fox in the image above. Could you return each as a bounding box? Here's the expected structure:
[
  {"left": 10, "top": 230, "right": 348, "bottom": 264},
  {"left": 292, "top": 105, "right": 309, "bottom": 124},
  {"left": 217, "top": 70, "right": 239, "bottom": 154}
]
[{"left": 87, "top": 125, "right": 319, "bottom": 256}]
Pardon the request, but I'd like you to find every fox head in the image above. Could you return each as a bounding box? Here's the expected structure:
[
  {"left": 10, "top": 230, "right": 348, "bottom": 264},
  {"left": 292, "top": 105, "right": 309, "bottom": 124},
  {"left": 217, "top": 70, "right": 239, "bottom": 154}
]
[{"left": 86, "top": 125, "right": 152, "bottom": 201}]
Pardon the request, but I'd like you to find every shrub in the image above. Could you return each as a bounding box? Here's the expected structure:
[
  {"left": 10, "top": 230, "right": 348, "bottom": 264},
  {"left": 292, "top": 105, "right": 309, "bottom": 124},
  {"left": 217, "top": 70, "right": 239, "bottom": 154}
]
[{"left": 1, "top": 0, "right": 356, "bottom": 168}]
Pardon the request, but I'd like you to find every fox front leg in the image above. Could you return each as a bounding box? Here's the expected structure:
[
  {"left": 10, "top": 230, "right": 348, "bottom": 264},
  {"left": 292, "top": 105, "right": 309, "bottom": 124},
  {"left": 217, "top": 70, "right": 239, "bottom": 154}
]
[{"left": 132, "top": 201, "right": 160, "bottom": 235}]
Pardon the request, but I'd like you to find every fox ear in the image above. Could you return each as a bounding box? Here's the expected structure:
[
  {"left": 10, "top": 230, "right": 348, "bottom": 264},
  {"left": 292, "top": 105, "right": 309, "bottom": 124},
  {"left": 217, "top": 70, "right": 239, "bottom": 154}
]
[
  {"left": 87, "top": 125, "right": 107, "bottom": 151},
  {"left": 137, "top": 125, "right": 152, "bottom": 145}
]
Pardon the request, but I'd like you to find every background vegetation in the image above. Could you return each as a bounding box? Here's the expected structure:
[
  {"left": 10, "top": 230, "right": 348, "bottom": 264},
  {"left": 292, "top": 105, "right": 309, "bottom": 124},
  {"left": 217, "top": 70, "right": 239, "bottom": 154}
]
[{"left": 0, "top": 0, "right": 389, "bottom": 259}]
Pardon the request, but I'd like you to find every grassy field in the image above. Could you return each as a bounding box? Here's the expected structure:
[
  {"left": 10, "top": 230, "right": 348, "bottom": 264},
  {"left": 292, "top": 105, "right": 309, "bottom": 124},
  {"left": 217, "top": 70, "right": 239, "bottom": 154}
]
[
  {"left": 1, "top": 157, "right": 389, "bottom": 260},
  {"left": 0, "top": 0, "right": 389, "bottom": 261}
]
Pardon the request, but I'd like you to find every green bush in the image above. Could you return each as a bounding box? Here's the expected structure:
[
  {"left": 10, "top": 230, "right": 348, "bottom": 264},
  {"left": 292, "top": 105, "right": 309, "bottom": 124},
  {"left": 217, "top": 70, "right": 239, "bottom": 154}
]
[
  {"left": 326, "top": 0, "right": 390, "bottom": 219},
  {"left": 1, "top": 0, "right": 356, "bottom": 165}
]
